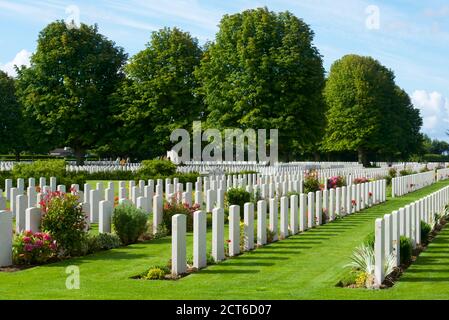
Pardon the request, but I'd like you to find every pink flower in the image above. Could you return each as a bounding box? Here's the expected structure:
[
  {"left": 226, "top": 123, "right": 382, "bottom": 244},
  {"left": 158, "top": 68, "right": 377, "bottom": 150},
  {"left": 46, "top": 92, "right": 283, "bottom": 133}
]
[
  {"left": 24, "top": 244, "right": 34, "bottom": 252},
  {"left": 49, "top": 243, "right": 57, "bottom": 251},
  {"left": 43, "top": 234, "right": 52, "bottom": 241},
  {"left": 23, "top": 236, "right": 32, "bottom": 243},
  {"left": 24, "top": 230, "right": 33, "bottom": 237},
  {"left": 35, "top": 240, "right": 44, "bottom": 247}
]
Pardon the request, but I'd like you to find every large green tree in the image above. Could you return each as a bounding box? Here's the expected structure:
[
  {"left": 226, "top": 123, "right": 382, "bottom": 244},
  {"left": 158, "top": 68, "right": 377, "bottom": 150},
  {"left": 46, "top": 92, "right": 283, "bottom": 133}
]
[
  {"left": 321, "top": 54, "right": 422, "bottom": 165},
  {"left": 17, "top": 21, "right": 127, "bottom": 164},
  {"left": 0, "top": 71, "right": 22, "bottom": 157},
  {"left": 110, "top": 27, "right": 203, "bottom": 160},
  {"left": 196, "top": 7, "right": 326, "bottom": 161}
]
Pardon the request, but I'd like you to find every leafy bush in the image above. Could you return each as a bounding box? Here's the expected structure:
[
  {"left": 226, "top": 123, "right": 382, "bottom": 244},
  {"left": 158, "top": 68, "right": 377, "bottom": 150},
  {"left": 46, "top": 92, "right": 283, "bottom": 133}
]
[
  {"left": 327, "top": 176, "right": 345, "bottom": 188},
  {"left": 112, "top": 203, "right": 148, "bottom": 245},
  {"left": 226, "top": 188, "right": 251, "bottom": 218},
  {"left": 346, "top": 243, "right": 395, "bottom": 287},
  {"left": 143, "top": 265, "right": 170, "bottom": 280},
  {"left": 304, "top": 174, "right": 321, "bottom": 194},
  {"left": 138, "top": 160, "right": 177, "bottom": 178},
  {"left": 355, "top": 271, "right": 368, "bottom": 288},
  {"left": 399, "top": 169, "right": 415, "bottom": 176},
  {"left": 162, "top": 202, "right": 200, "bottom": 233},
  {"left": 41, "top": 191, "right": 87, "bottom": 256},
  {"left": 12, "top": 160, "right": 66, "bottom": 180},
  {"left": 400, "top": 236, "right": 412, "bottom": 264},
  {"left": 86, "top": 233, "right": 122, "bottom": 254},
  {"left": 420, "top": 221, "right": 432, "bottom": 244},
  {"left": 384, "top": 175, "right": 392, "bottom": 186},
  {"left": 363, "top": 232, "right": 375, "bottom": 249},
  {"left": 13, "top": 231, "right": 58, "bottom": 265},
  {"left": 419, "top": 166, "right": 430, "bottom": 173},
  {"left": 388, "top": 168, "right": 397, "bottom": 178},
  {"left": 338, "top": 270, "right": 359, "bottom": 287}
]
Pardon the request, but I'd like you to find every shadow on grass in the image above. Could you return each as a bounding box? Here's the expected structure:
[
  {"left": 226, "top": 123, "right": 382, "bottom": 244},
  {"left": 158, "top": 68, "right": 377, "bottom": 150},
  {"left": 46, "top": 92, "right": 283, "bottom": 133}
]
[{"left": 199, "top": 269, "right": 258, "bottom": 274}]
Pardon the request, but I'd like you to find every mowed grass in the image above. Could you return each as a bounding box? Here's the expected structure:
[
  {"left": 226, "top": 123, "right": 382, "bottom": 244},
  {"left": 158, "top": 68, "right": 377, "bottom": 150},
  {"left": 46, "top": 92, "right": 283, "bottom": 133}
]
[{"left": 1, "top": 180, "right": 449, "bottom": 300}]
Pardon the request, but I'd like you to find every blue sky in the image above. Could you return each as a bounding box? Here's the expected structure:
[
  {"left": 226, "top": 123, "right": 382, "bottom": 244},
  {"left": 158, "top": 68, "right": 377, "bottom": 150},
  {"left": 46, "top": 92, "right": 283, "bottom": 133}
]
[{"left": 1, "top": 0, "right": 448, "bottom": 141}]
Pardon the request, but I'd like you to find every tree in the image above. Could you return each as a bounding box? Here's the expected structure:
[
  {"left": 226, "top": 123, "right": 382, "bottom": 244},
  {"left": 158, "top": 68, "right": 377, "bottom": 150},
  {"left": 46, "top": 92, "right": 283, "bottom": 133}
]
[
  {"left": 111, "top": 27, "right": 203, "bottom": 160},
  {"left": 16, "top": 21, "right": 128, "bottom": 164},
  {"left": 321, "top": 54, "right": 422, "bottom": 165},
  {"left": 196, "top": 7, "right": 326, "bottom": 161},
  {"left": 422, "top": 134, "right": 449, "bottom": 155},
  {"left": 392, "top": 87, "right": 423, "bottom": 159},
  {"left": 0, "top": 71, "right": 22, "bottom": 158}
]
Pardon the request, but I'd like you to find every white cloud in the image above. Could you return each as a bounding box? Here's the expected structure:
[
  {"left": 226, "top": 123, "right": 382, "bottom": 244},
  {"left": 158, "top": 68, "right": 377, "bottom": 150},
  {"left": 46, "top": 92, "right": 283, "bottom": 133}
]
[
  {"left": 0, "top": 49, "right": 32, "bottom": 77},
  {"left": 411, "top": 90, "right": 449, "bottom": 140}
]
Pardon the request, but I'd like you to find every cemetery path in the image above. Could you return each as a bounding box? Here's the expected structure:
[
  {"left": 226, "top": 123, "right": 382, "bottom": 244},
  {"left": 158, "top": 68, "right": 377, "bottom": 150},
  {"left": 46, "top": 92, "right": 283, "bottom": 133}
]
[{"left": 1, "top": 180, "right": 449, "bottom": 299}]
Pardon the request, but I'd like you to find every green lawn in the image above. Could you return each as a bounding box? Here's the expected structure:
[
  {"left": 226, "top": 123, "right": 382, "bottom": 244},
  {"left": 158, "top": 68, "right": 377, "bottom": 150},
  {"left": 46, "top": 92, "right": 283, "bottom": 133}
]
[{"left": 1, "top": 180, "right": 449, "bottom": 300}]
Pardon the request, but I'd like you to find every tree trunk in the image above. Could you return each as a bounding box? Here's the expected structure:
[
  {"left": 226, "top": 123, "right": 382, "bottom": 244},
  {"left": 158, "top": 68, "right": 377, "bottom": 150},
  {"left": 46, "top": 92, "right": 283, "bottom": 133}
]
[
  {"left": 74, "top": 147, "right": 85, "bottom": 166},
  {"left": 358, "top": 147, "right": 368, "bottom": 167}
]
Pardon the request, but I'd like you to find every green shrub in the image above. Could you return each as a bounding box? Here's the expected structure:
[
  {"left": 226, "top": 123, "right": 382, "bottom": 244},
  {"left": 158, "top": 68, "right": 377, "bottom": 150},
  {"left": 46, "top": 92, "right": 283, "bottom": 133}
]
[
  {"left": 162, "top": 202, "right": 199, "bottom": 233},
  {"left": 12, "top": 160, "right": 66, "bottom": 180},
  {"left": 226, "top": 188, "right": 251, "bottom": 218},
  {"left": 338, "top": 270, "right": 359, "bottom": 287},
  {"left": 363, "top": 232, "right": 375, "bottom": 249},
  {"left": 388, "top": 168, "right": 397, "bottom": 178},
  {"left": 112, "top": 203, "right": 148, "bottom": 245},
  {"left": 420, "top": 221, "right": 432, "bottom": 243},
  {"left": 304, "top": 175, "right": 321, "bottom": 194},
  {"left": 384, "top": 175, "right": 392, "bottom": 186},
  {"left": 138, "top": 160, "right": 177, "bottom": 178},
  {"left": 41, "top": 192, "right": 87, "bottom": 257},
  {"left": 365, "top": 233, "right": 413, "bottom": 265},
  {"left": 399, "top": 169, "right": 414, "bottom": 176},
  {"left": 144, "top": 265, "right": 170, "bottom": 280},
  {"left": 400, "top": 236, "right": 412, "bottom": 264},
  {"left": 86, "top": 233, "right": 122, "bottom": 254},
  {"left": 12, "top": 231, "right": 58, "bottom": 265}
]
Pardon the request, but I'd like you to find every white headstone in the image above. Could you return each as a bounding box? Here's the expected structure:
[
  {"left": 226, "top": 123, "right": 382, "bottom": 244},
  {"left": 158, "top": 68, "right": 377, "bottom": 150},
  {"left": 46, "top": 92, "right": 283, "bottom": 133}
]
[
  {"left": 212, "top": 208, "right": 225, "bottom": 262},
  {"left": 229, "top": 205, "right": 240, "bottom": 256},
  {"left": 172, "top": 214, "right": 187, "bottom": 276},
  {"left": 25, "top": 207, "right": 41, "bottom": 233},
  {"left": 99, "top": 200, "right": 113, "bottom": 233},
  {"left": 0, "top": 210, "right": 12, "bottom": 266},
  {"left": 193, "top": 210, "right": 207, "bottom": 269}
]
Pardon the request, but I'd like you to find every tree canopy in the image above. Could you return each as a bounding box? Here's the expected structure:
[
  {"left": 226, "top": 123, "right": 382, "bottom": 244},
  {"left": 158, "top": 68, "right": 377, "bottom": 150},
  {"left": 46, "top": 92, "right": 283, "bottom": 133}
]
[
  {"left": 196, "top": 7, "right": 326, "bottom": 161},
  {"left": 0, "top": 71, "right": 22, "bottom": 156},
  {"left": 110, "top": 27, "right": 203, "bottom": 159},
  {"left": 321, "top": 54, "right": 423, "bottom": 165},
  {"left": 16, "top": 21, "right": 128, "bottom": 164}
]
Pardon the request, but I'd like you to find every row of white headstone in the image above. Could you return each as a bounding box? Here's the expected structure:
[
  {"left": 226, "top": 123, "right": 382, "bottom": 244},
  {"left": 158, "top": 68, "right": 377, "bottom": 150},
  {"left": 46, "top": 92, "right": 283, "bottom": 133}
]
[
  {"left": 436, "top": 168, "right": 449, "bottom": 181},
  {"left": 373, "top": 184, "right": 449, "bottom": 287},
  {"left": 1, "top": 172, "right": 388, "bottom": 232},
  {"left": 391, "top": 171, "right": 436, "bottom": 197},
  {"left": 171, "top": 179, "right": 387, "bottom": 276}
]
